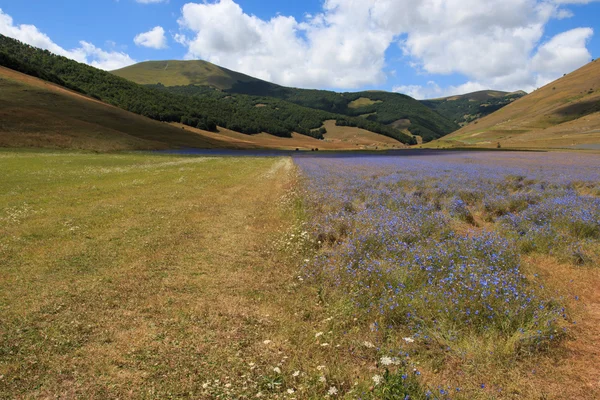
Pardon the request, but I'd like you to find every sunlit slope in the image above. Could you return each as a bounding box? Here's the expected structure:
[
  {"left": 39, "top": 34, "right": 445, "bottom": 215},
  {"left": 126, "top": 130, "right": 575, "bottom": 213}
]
[
  {"left": 112, "top": 60, "right": 265, "bottom": 90},
  {"left": 431, "top": 60, "right": 600, "bottom": 149},
  {"left": 0, "top": 67, "right": 223, "bottom": 151},
  {"left": 431, "top": 90, "right": 527, "bottom": 102}
]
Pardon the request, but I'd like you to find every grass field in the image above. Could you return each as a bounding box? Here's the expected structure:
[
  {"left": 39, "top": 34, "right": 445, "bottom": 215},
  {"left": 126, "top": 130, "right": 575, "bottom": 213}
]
[
  {"left": 1, "top": 150, "right": 599, "bottom": 399},
  {"left": 0, "top": 151, "right": 314, "bottom": 398},
  {"left": 347, "top": 98, "right": 383, "bottom": 109}
]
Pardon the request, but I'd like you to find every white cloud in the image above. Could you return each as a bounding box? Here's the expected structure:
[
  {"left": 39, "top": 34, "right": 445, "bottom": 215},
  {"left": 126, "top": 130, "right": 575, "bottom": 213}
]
[
  {"left": 177, "top": 0, "right": 391, "bottom": 88},
  {"left": 393, "top": 81, "right": 489, "bottom": 100},
  {"left": 0, "top": 8, "right": 135, "bottom": 70},
  {"left": 531, "top": 27, "right": 593, "bottom": 86},
  {"left": 176, "top": 0, "right": 595, "bottom": 93},
  {"left": 134, "top": 26, "right": 167, "bottom": 49}
]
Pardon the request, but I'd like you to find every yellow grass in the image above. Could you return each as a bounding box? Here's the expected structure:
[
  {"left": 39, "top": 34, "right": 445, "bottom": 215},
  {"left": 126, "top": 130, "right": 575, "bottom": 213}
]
[
  {"left": 0, "top": 67, "right": 226, "bottom": 151},
  {"left": 112, "top": 60, "right": 260, "bottom": 90},
  {"left": 432, "top": 60, "right": 600, "bottom": 149},
  {"left": 347, "top": 98, "right": 383, "bottom": 109},
  {"left": 0, "top": 151, "right": 395, "bottom": 399},
  {"left": 320, "top": 120, "right": 406, "bottom": 149}
]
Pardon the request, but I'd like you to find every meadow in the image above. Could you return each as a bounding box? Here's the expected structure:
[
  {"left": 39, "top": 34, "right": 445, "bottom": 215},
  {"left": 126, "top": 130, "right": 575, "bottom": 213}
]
[
  {"left": 1, "top": 149, "right": 599, "bottom": 399},
  {"left": 295, "top": 151, "right": 600, "bottom": 399}
]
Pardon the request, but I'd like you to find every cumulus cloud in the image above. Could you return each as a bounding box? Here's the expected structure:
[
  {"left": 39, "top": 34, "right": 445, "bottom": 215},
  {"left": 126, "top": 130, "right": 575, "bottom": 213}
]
[
  {"left": 0, "top": 8, "right": 135, "bottom": 70},
  {"left": 531, "top": 27, "right": 593, "bottom": 85},
  {"left": 176, "top": 0, "right": 594, "bottom": 94},
  {"left": 177, "top": 0, "right": 391, "bottom": 88},
  {"left": 134, "top": 26, "right": 167, "bottom": 49}
]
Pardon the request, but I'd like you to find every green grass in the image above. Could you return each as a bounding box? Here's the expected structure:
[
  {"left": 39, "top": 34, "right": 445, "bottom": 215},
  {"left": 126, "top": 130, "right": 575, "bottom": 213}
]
[
  {"left": 112, "top": 60, "right": 262, "bottom": 90},
  {"left": 0, "top": 151, "right": 303, "bottom": 398}
]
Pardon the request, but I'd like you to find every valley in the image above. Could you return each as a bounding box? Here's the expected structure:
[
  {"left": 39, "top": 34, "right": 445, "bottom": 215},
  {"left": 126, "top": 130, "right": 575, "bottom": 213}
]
[{"left": 0, "top": 7, "right": 599, "bottom": 399}]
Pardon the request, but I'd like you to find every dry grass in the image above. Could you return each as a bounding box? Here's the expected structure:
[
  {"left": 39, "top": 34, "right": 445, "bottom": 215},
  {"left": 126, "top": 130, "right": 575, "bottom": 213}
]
[
  {"left": 0, "top": 67, "right": 230, "bottom": 151},
  {"left": 174, "top": 121, "right": 407, "bottom": 151},
  {"left": 0, "top": 150, "right": 410, "bottom": 399},
  {"left": 0, "top": 151, "right": 303, "bottom": 398},
  {"left": 347, "top": 98, "right": 383, "bottom": 109},
  {"left": 431, "top": 60, "right": 600, "bottom": 149},
  {"left": 320, "top": 120, "right": 406, "bottom": 149}
]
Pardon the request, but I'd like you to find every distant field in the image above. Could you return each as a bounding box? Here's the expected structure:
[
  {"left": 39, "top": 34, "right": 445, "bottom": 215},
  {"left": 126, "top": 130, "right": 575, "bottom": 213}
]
[
  {"left": 172, "top": 122, "right": 406, "bottom": 151},
  {"left": 320, "top": 120, "right": 405, "bottom": 149}
]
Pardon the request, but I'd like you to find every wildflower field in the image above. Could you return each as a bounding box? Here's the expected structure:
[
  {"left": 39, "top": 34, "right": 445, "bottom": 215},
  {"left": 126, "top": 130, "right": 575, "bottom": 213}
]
[
  {"left": 1, "top": 149, "right": 599, "bottom": 399},
  {"left": 295, "top": 151, "right": 600, "bottom": 399}
]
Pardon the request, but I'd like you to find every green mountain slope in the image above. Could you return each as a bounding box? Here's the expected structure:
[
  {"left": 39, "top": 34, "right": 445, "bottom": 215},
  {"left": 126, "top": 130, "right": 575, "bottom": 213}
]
[
  {"left": 0, "top": 35, "right": 414, "bottom": 144},
  {"left": 421, "top": 90, "right": 526, "bottom": 126},
  {"left": 110, "top": 60, "right": 459, "bottom": 142},
  {"left": 113, "top": 60, "right": 263, "bottom": 90}
]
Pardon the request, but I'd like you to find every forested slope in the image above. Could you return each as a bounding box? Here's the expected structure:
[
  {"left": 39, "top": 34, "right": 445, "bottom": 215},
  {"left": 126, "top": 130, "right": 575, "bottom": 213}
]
[
  {"left": 0, "top": 35, "right": 415, "bottom": 144},
  {"left": 114, "top": 60, "right": 459, "bottom": 142}
]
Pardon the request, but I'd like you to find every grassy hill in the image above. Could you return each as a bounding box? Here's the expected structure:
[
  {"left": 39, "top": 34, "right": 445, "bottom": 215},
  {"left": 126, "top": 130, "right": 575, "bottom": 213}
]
[
  {"left": 0, "top": 65, "right": 408, "bottom": 152},
  {"left": 113, "top": 60, "right": 264, "bottom": 90},
  {"left": 110, "top": 60, "right": 459, "bottom": 142},
  {"left": 0, "top": 35, "right": 415, "bottom": 145},
  {"left": 422, "top": 90, "right": 526, "bottom": 126},
  {"left": 428, "top": 60, "right": 600, "bottom": 149},
  {"left": 0, "top": 66, "right": 224, "bottom": 151}
]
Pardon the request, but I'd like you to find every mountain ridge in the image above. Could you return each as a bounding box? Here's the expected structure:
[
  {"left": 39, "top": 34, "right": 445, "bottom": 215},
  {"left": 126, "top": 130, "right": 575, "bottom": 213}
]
[
  {"left": 113, "top": 59, "right": 460, "bottom": 142},
  {"left": 0, "top": 34, "right": 417, "bottom": 145}
]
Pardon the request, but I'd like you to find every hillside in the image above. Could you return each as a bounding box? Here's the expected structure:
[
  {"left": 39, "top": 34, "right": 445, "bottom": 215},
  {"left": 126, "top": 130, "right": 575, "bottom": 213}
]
[
  {"left": 429, "top": 60, "right": 600, "bottom": 149},
  {"left": 422, "top": 90, "right": 526, "bottom": 126},
  {"left": 0, "top": 35, "right": 415, "bottom": 145},
  {"left": 113, "top": 60, "right": 264, "bottom": 90},
  {"left": 0, "top": 66, "right": 223, "bottom": 151},
  {"left": 0, "top": 66, "right": 407, "bottom": 152},
  {"left": 111, "top": 60, "right": 459, "bottom": 142}
]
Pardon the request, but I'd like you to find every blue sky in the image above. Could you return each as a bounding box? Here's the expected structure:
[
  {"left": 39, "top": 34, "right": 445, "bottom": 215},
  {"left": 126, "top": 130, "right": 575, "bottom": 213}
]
[{"left": 0, "top": 0, "right": 598, "bottom": 98}]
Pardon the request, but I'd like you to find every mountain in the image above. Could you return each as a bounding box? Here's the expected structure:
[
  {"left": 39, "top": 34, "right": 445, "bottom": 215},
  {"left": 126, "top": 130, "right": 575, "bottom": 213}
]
[
  {"left": 421, "top": 90, "right": 526, "bottom": 126},
  {"left": 428, "top": 60, "right": 600, "bottom": 150},
  {"left": 0, "top": 66, "right": 224, "bottom": 151},
  {"left": 113, "top": 60, "right": 264, "bottom": 90},
  {"left": 0, "top": 35, "right": 415, "bottom": 145},
  {"left": 0, "top": 66, "right": 409, "bottom": 152},
  {"left": 111, "top": 60, "right": 459, "bottom": 142}
]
